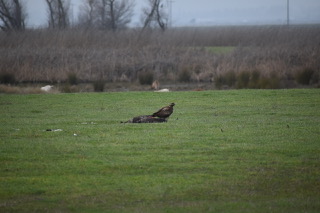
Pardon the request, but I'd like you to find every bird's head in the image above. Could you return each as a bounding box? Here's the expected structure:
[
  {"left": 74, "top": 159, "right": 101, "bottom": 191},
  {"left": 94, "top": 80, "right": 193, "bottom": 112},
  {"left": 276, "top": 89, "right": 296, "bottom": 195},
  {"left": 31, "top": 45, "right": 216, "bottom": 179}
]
[{"left": 170, "top": 103, "right": 175, "bottom": 107}]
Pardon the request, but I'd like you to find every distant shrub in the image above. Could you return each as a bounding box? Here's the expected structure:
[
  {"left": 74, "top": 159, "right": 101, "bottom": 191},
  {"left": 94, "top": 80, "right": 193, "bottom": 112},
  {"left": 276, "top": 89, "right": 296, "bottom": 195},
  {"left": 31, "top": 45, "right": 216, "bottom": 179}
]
[
  {"left": 215, "top": 71, "right": 236, "bottom": 89},
  {"left": 248, "top": 70, "right": 261, "bottom": 88},
  {"left": 236, "top": 71, "right": 251, "bottom": 89},
  {"left": 178, "top": 67, "right": 191, "bottom": 82},
  {"left": 224, "top": 71, "right": 237, "bottom": 87},
  {"left": 295, "top": 68, "right": 314, "bottom": 85},
  {"left": 215, "top": 70, "right": 280, "bottom": 89},
  {"left": 258, "top": 76, "right": 280, "bottom": 89},
  {"left": 0, "top": 73, "right": 16, "bottom": 84},
  {"left": 61, "top": 84, "right": 80, "bottom": 93},
  {"left": 138, "top": 71, "right": 154, "bottom": 85},
  {"left": 67, "top": 73, "right": 78, "bottom": 85},
  {"left": 268, "top": 72, "right": 281, "bottom": 89},
  {"left": 214, "top": 75, "right": 224, "bottom": 89},
  {"left": 93, "top": 80, "right": 105, "bottom": 92},
  {"left": 312, "top": 71, "right": 320, "bottom": 85}
]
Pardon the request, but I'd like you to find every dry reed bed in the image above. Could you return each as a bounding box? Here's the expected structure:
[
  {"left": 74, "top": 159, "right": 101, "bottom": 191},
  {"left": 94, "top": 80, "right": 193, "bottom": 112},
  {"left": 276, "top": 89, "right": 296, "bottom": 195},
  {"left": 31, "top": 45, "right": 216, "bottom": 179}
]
[{"left": 0, "top": 25, "right": 319, "bottom": 89}]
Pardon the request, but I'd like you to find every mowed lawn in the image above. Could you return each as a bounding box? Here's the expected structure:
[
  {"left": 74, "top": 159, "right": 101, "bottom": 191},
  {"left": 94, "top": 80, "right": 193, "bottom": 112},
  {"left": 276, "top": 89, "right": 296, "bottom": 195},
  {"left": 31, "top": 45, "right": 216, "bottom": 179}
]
[{"left": 0, "top": 89, "right": 319, "bottom": 212}]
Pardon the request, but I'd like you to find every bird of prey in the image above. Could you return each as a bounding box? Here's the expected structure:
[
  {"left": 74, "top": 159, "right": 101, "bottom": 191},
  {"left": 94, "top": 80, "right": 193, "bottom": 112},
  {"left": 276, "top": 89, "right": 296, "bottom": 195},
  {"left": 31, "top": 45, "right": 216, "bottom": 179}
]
[{"left": 152, "top": 103, "right": 175, "bottom": 119}]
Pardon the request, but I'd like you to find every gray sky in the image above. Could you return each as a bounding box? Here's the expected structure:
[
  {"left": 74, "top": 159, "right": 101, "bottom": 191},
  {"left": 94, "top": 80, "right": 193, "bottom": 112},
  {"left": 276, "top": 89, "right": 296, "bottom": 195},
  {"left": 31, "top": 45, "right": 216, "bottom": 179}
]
[{"left": 26, "top": 0, "right": 320, "bottom": 27}]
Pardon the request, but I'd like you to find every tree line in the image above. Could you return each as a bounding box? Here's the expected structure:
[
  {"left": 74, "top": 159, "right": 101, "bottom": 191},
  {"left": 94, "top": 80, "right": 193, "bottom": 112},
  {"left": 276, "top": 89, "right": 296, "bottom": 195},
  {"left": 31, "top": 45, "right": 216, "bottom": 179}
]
[{"left": 0, "top": 0, "right": 168, "bottom": 32}]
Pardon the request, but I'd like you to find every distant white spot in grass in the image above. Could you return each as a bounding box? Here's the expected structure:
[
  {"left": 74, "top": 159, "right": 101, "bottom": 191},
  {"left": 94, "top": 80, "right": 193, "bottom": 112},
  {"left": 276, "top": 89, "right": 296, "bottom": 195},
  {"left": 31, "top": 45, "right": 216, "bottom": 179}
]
[{"left": 81, "top": 122, "right": 96, "bottom": 125}]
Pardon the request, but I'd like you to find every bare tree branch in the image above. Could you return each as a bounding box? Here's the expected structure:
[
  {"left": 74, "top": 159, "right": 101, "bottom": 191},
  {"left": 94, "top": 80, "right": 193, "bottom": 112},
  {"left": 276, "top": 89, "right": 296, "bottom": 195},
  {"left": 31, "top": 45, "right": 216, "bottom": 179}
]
[
  {"left": 77, "top": 0, "right": 134, "bottom": 31},
  {"left": 141, "top": 0, "right": 167, "bottom": 32},
  {"left": 78, "top": 0, "right": 96, "bottom": 29},
  {"left": 45, "top": 0, "right": 55, "bottom": 28},
  {"left": 0, "top": 0, "right": 26, "bottom": 31},
  {"left": 45, "top": 0, "right": 70, "bottom": 29}
]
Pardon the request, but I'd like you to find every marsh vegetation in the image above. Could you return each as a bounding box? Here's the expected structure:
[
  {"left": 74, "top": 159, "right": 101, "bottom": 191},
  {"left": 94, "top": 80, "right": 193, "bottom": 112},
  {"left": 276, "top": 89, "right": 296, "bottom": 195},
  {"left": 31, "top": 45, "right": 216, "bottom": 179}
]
[{"left": 0, "top": 25, "right": 319, "bottom": 92}]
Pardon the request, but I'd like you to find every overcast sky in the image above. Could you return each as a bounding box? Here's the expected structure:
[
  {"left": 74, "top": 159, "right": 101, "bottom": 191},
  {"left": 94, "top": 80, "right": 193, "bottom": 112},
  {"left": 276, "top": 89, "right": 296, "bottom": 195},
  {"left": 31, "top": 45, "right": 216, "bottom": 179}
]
[{"left": 26, "top": 0, "right": 320, "bottom": 27}]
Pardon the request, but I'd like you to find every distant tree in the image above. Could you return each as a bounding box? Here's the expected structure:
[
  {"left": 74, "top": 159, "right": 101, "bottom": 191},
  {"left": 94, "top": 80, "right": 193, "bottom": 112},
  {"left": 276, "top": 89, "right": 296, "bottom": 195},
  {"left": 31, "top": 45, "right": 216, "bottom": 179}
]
[
  {"left": 45, "top": 0, "right": 70, "bottom": 29},
  {"left": 141, "top": 0, "right": 167, "bottom": 32},
  {"left": 78, "top": 0, "right": 96, "bottom": 29},
  {"left": 0, "top": 0, "right": 26, "bottom": 31},
  {"left": 78, "top": 0, "right": 134, "bottom": 31}
]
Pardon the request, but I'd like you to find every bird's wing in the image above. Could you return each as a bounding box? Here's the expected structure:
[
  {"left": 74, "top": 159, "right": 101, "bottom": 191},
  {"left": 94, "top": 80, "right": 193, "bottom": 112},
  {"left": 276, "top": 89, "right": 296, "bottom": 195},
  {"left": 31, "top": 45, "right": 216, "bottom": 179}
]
[
  {"left": 152, "top": 109, "right": 162, "bottom": 116},
  {"left": 152, "top": 106, "right": 167, "bottom": 116},
  {"left": 160, "top": 106, "right": 170, "bottom": 112},
  {"left": 161, "top": 106, "right": 170, "bottom": 112}
]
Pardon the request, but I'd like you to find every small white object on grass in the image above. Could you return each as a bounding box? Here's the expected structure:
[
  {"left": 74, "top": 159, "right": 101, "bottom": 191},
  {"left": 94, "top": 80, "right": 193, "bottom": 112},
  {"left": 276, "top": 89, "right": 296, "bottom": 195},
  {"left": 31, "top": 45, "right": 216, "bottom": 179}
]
[
  {"left": 155, "top": 88, "right": 170, "bottom": 92},
  {"left": 41, "top": 85, "right": 54, "bottom": 92}
]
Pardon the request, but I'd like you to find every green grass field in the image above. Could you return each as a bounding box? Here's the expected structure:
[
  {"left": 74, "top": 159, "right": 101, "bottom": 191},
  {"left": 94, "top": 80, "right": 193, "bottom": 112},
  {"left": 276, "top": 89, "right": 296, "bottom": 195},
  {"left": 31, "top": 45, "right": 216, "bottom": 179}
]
[{"left": 1, "top": 89, "right": 319, "bottom": 212}]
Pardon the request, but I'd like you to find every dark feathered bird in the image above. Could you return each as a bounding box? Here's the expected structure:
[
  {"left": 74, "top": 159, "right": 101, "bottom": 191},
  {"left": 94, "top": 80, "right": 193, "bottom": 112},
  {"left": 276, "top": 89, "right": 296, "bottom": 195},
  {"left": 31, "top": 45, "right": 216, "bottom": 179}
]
[{"left": 152, "top": 103, "right": 175, "bottom": 119}]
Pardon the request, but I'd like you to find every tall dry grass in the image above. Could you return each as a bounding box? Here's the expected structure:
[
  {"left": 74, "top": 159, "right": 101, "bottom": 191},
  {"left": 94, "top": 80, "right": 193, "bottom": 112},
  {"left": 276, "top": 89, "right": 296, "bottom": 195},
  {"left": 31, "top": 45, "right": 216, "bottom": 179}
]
[{"left": 0, "top": 25, "right": 319, "bottom": 88}]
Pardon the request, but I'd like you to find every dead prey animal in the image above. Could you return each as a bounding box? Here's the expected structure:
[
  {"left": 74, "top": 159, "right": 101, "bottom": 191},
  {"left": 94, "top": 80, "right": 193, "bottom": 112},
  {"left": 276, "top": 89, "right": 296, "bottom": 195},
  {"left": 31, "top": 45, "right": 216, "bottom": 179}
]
[{"left": 121, "top": 115, "right": 167, "bottom": 123}]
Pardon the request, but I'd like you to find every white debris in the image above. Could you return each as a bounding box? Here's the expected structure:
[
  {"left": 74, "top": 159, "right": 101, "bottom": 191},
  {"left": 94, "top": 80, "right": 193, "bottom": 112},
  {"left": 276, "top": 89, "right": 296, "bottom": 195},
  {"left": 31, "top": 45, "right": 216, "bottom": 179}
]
[
  {"left": 46, "top": 129, "right": 63, "bottom": 132},
  {"left": 155, "top": 88, "right": 170, "bottom": 92},
  {"left": 81, "top": 122, "right": 96, "bottom": 125},
  {"left": 41, "top": 85, "right": 54, "bottom": 92}
]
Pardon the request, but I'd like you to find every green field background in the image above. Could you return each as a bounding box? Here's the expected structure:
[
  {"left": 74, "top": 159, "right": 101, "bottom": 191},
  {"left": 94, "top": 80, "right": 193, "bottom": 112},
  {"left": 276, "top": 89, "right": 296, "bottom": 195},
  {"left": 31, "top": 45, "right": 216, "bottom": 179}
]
[{"left": 1, "top": 89, "right": 319, "bottom": 212}]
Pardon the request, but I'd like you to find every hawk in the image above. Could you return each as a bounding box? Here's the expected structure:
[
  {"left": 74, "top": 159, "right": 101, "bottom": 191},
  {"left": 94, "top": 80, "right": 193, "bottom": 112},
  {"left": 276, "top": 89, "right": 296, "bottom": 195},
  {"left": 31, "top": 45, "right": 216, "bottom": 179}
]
[{"left": 152, "top": 103, "right": 175, "bottom": 119}]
